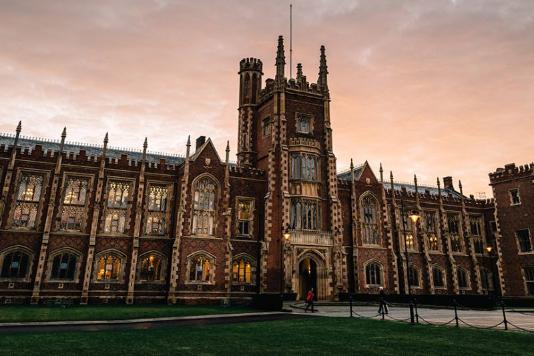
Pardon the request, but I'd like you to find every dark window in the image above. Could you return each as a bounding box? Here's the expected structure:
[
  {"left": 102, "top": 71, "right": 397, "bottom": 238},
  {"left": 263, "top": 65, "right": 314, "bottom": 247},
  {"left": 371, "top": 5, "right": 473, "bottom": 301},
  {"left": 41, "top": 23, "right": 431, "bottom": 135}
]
[
  {"left": 290, "top": 199, "right": 320, "bottom": 230},
  {"left": 433, "top": 267, "right": 444, "bottom": 288},
  {"left": 517, "top": 229, "right": 532, "bottom": 253},
  {"left": 1, "top": 251, "right": 30, "bottom": 279},
  {"left": 51, "top": 253, "right": 77, "bottom": 280},
  {"left": 408, "top": 266, "right": 419, "bottom": 287},
  {"left": 457, "top": 268, "right": 469, "bottom": 289},
  {"left": 262, "top": 118, "right": 271, "bottom": 137},
  {"left": 474, "top": 238, "right": 484, "bottom": 254},
  {"left": 510, "top": 189, "right": 521, "bottom": 205},
  {"left": 365, "top": 262, "right": 382, "bottom": 286},
  {"left": 524, "top": 267, "right": 534, "bottom": 296}
]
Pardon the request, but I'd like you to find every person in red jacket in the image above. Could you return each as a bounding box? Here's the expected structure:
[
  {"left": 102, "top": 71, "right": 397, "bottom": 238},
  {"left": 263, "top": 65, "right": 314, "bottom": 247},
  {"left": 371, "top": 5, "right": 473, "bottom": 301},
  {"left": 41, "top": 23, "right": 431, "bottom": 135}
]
[{"left": 304, "top": 288, "right": 315, "bottom": 313}]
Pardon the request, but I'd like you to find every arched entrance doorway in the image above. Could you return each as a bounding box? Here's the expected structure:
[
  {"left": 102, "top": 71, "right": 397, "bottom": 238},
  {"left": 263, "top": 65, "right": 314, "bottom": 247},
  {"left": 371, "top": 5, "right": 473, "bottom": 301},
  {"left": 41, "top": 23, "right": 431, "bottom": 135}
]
[{"left": 299, "top": 258, "right": 317, "bottom": 300}]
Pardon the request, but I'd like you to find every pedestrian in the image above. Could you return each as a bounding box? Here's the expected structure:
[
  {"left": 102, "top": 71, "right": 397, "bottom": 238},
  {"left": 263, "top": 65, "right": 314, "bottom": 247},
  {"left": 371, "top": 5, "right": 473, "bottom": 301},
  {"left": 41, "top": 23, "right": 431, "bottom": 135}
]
[
  {"left": 378, "top": 287, "right": 389, "bottom": 315},
  {"left": 304, "top": 288, "right": 315, "bottom": 313}
]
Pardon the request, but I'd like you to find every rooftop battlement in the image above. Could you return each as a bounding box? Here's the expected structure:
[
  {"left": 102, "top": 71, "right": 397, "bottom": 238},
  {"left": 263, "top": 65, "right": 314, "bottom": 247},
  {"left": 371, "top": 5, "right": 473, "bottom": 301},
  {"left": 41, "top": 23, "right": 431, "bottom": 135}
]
[
  {"left": 489, "top": 162, "right": 534, "bottom": 183},
  {"left": 239, "top": 57, "right": 263, "bottom": 73}
]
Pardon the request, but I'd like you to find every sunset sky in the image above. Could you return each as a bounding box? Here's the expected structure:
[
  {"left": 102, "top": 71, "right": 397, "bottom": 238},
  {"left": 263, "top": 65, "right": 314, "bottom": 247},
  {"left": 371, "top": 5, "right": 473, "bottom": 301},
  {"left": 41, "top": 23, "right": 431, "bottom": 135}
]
[{"left": 1, "top": 0, "right": 533, "bottom": 195}]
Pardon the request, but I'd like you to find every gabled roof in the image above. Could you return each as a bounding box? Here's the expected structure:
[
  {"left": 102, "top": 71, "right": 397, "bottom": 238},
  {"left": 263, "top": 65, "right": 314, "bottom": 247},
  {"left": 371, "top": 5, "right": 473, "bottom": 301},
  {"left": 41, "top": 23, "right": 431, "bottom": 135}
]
[
  {"left": 189, "top": 137, "right": 223, "bottom": 164},
  {"left": 0, "top": 134, "right": 185, "bottom": 165},
  {"left": 337, "top": 163, "right": 365, "bottom": 181}
]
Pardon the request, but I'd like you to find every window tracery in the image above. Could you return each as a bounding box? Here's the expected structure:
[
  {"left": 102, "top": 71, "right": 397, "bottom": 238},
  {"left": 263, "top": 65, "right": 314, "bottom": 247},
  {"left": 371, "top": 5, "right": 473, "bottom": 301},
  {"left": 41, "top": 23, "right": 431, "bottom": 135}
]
[
  {"left": 192, "top": 176, "right": 217, "bottom": 236},
  {"left": 58, "top": 177, "right": 89, "bottom": 231},
  {"left": 361, "top": 195, "right": 380, "bottom": 245},
  {"left": 12, "top": 173, "right": 43, "bottom": 229}
]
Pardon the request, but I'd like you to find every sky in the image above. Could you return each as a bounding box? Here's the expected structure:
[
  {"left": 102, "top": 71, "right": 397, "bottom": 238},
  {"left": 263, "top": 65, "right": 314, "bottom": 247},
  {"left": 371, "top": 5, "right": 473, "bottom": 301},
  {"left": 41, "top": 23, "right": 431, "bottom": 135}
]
[{"left": 0, "top": 0, "right": 533, "bottom": 196}]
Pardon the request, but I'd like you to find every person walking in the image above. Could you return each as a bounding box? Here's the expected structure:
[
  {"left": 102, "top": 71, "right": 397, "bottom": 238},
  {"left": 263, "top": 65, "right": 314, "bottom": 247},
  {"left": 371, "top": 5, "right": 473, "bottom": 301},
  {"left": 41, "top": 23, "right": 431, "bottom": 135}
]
[
  {"left": 304, "top": 288, "right": 315, "bottom": 313},
  {"left": 378, "top": 287, "right": 389, "bottom": 315}
]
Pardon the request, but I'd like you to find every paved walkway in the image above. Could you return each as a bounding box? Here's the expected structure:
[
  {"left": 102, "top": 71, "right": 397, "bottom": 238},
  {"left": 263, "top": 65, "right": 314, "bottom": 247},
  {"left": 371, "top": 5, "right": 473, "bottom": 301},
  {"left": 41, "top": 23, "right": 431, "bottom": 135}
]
[
  {"left": 289, "top": 302, "right": 534, "bottom": 332},
  {"left": 0, "top": 312, "right": 305, "bottom": 333}
]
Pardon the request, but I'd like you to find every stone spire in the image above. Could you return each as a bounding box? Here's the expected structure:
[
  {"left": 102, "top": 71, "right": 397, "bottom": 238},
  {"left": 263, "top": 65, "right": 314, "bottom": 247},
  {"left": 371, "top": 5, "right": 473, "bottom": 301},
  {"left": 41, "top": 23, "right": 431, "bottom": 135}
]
[
  {"left": 186, "top": 135, "right": 191, "bottom": 159},
  {"left": 225, "top": 140, "right": 230, "bottom": 164},
  {"left": 103, "top": 132, "right": 109, "bottom": 157},
  {"left": 275, "top": 35, "right": 285, "bottom": 82},
  {"left": 14, "top": 121, "right": 22, "bottom": 147},
  {"left": 318, "top": 45, "right": 329, "bottom": 94},
  {"left": 142, "top": 137, "right": 148, "bottom": 162},
  {"left": 379, "top": 163, "right": 384, "bottom": 183}
]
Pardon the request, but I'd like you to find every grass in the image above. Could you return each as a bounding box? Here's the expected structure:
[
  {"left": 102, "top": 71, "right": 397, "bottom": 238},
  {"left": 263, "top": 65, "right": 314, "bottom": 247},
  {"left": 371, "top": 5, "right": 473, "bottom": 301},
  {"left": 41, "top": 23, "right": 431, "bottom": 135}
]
[
  {"left": 1, "top": 317, "right": 533, "bottom": 355},
  {"left": 0, "top": 304, "right": 256, "bottom": 322}
]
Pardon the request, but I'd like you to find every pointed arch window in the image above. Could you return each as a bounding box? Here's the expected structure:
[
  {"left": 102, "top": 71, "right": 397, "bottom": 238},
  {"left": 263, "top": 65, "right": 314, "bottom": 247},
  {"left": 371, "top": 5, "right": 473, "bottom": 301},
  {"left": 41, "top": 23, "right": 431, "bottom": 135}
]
[
  {"left": 232, "top": 255, "right": 256, "bottom": 285},
  {"left": 0, "top": 249, "right": 31, "bottom": 279},
  {"left": 480, "top": 268, "right": 493, "bottom": 291},
  {"left": 432, "top": 266, "right": 445, "bottom": 288},
  {"left": 408, "top": 265, "right": 420, "bottom": 288},
  {"left": 187, "top": 253, "right": 215, "bottom": 284},
  {"left": 145, "top": 184, "right": 170, "bottom": 236},
  {"left": 361, "top": 195, "right": 380, "bottom": 245},
  {"left": 103, "top": 180, "right": 132, "bottom": 234},
  {"left": 457, "top": 267, "right": 470, "bottom": 289},
  {"left": 95, "top": 252, "right": 124, "bottom": 282},
  {"left": 365, "top": 262, "right": 383, "bottom": 286},
  {"left": 138, "top": 253, "right": 165, "bottom": 282},
  {"left": 50, "top": 251, "right": 79, "bottom": 281},
  {"left": 192, "top": 176, "right": 217, "bottom": 236}
]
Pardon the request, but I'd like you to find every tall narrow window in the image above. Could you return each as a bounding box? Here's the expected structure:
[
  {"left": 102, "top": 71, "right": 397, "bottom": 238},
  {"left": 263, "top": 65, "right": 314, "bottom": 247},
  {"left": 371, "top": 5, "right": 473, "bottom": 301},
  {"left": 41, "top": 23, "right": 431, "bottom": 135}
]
[
  {"left": 433, "top": 267, "right": 445, "bottom": 288},
  {"left": 232, "top": 255, "right": 255, "bottom": 285},
  {"left": 425, "top": 211, "right": 440, "bottom": 251},
  {"left": 517, "top": 229, "right": 532, "bottom": 253},
  {"left": 509, "top": 189, "right": 521, "bottom": 205},
  {"left": 448, "top": 214, "right": 463, "bottom": 253},
  {"left": 0, "top": 250, "right": 30, "bottom": 279},
  {"left": 480, "top": 268, "right": 493, "bottom": 291},
  {"left": 103, "top": 181, "right": 131, "bottom": 234},
  {"left": 365, "top": 262, "right": 382, "bottom": 286},
  {"left": 457, "top": 268, "right": 469, "bottom": 289},
  {"left": 262, "top": 117, "right": 271, "bottom": 137},
  {"left": 524, "top": 267, "right": 534, "bottom": 296},
  {"left": 59, "top": 177, "right": 89, "bottom": 232},
  {"left": 408, "top": 266, "right": 420, "bottom": 288},
  {"left": 290, "top": 153, "right": 318, "bottom": 181},
  {"left": 192, "top": 176, "right": 217, "bottom": 236},
  {"left": 13, "top": 173, "right": 43, "bottom": 229},
  {"left": 50, "top": 252, "right": 78, "bottom": 281},
  {"left": 95, "top": 252, "right": 123, "bottom": 282},
  {"left": 290, "top": 199, "right": 320, "bottom": 230},
  {"left": 236, "top": 199, "right": 253, "bottom": 237},
  {"left": 361, "top": 195, "right": 380, "bottom": 245},
  {"left": 471, "top": 216, "right": 484, "bottom": 254},
  {"left": 145, "top": 184, "right": 169, "bottom": 236}
]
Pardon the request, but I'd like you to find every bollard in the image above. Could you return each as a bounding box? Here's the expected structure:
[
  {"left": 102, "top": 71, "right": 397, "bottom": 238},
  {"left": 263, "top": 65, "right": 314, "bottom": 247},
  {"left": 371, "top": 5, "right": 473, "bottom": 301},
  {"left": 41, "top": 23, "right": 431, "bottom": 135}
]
[
  {"left": 453, "top": 299, "right": 459, "bottom": 328},
  {"left": 409, "top": 302, "right": 415, "bottom": 324},
  {"left": 501, "top": 300, "right": 508, "bottom": 330},
  {"left": 349, "top": 294, "right": 353, "bottom": 318}
]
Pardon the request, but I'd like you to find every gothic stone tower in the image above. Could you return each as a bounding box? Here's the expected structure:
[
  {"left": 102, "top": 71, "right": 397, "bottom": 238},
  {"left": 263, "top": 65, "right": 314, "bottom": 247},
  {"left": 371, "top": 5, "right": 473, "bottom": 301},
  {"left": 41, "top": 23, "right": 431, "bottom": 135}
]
[{"left": 237, "top": 36, "right": 345, "bottom": 299}]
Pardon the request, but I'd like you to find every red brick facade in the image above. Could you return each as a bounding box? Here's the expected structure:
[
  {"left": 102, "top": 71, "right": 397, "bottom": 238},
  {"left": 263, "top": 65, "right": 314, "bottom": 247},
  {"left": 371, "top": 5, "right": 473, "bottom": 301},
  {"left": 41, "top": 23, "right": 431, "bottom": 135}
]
[{"left": 0, "top": 36, "right": 511, "bottom": 304}]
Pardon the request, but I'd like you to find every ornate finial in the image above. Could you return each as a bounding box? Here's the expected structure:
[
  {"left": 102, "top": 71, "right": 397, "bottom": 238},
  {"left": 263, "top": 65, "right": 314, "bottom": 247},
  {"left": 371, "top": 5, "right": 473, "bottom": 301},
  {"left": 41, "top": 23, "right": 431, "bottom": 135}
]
[
  {"left": 186, "top": 135, "right": 191, "bottom": 159},
  {"left": 102, "top": 132, "right": 109, "bottom": 158},
  {"left": 143, "top": 137, "right": 148, "bottom": 149},
  {"left": 414, "top": 174, "right": 418, "bottom": 185},
  {"left": 318, "top": 45, "right": 328, "bottom": 93},
  {"left": 379, "top": 163, "right": 384, "bottom": 182},
  {"left": 350, "top": 158, "right": 354, "bottom": 171},
  {"left": 16, "top": 121, "right": 22, "bottom": 134},
  {"left": 225, "top": 141, "right": 230, "bottom": 164},
  {"left": 458, "top": 180, "right": 463, "bottom": 194},
  {"left": 275, "top": 35, "right": 285, "bottom": 81},
  {"left": 297, "top": 63, "right": 303, "bottom": 81},
  {"left": 59, "top": 127, "right": 67, "bottom": 152},
  {"left": 104, "top": 132, "right": 109, "bottom": 145},
  {"left": 13, "top": 121, "right": 22, "bottom": 147},
  {"left": 390, "top": 171, "right": 394, "bottom": 181}
]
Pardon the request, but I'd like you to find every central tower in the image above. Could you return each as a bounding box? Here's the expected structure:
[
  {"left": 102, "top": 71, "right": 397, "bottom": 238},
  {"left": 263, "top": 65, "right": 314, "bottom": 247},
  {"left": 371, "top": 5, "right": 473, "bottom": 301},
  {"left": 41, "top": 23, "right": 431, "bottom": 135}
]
[{"left": 236, "top": 36, "right": 345, "bottom": 299}]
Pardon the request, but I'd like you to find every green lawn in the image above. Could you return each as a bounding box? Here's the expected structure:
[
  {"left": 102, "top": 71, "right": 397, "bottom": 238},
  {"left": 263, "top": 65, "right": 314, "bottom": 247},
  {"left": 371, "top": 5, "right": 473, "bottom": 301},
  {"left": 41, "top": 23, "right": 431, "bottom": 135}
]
[
  {"left": 0, "top": 304, "right": 256, "bottom": 322},
  {"left": 1, "top": 317, "right": 533, "bottom": 355}
]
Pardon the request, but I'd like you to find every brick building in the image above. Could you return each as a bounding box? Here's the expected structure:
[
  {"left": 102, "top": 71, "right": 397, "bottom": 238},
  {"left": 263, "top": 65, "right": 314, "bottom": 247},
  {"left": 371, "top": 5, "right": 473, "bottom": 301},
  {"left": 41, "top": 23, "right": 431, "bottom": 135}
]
[
  {"left": 490, "top": 163, "right": 534, "bottom": 297},
  {"left": 0, "top": 36, "right": 504, "bottom": 304}
]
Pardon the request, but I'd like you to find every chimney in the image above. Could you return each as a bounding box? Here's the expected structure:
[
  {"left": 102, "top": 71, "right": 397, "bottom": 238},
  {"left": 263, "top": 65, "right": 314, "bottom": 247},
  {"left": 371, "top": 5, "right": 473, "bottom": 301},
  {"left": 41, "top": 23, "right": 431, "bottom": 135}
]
[
  {"left": 195, "top": 136, "right": 206, "bottom": 151},
  {"left": 443, "top": 176, "right": 454, "bottom": 190}
]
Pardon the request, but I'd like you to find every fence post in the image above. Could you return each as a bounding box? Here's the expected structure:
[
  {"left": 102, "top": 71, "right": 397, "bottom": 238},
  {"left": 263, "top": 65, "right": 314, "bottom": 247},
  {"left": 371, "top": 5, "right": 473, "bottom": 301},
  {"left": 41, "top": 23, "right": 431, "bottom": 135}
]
[
  {"left": 349, "top": 294, "right": 353, "bottom": 318},
  {"left": 409, "top": 301, "right": 415, "bottom": 324},
  {"left": 501, "top": 300, "right": 508, "bottom": 331},
  {"left": 413, "top": 298, "right": 419, "bottom": 324},
  {"left": 453, "top": 299, "right": 459, "bottom": 328}
]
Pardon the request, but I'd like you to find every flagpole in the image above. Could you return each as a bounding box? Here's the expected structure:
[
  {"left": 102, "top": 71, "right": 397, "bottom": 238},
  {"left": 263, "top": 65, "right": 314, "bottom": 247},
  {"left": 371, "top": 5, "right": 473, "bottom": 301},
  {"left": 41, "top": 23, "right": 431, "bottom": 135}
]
[{"left": 290, "top": 3, "right": 293, "bottom": 79}]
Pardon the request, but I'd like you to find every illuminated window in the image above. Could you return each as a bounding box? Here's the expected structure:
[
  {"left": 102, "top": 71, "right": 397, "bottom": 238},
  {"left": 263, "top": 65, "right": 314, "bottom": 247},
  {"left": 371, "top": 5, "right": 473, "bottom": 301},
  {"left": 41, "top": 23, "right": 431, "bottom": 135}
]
[
  {"left": 145, "top": 184, "right": 169, "bottom": 236},
  {"left": 138, "top": 254, "right": 164, "bottom": 282},
  {"left": 0, "top": 250, "right": 30, "bottom": 279},
  {"left": 428, "top": 234, "right": 439, "bottom": 251},
  {"left": 59, "top": 177, "right": 89, "bottom": 232},
  {"left": 236, "top": 199, "right": 253, "bottom": 236},
  {"left": 13, "top": 173, "right": 43, "bottom": 229},
  {"left": 232, "top": 255, "right": 255, "bottom": 284},
  {"left": 192, "top": 176, "right": 217, "bottom": 235},
  {"left": 103, "top": 180, "right": 132, "bottom": 234},
  {"left": 365, "top": 262, "right": 382, "bottom": 286},
  {"left": 95, "top": 252, "right": 123, "bottom": 282},
  {"left": 448, "top": 214, "right": 463, "bottom": 253},
  {"left": 188, "top": 254, "right": 213, "bottom": 283},
  {"left": 361, "top": 195, "right": 380, "bottom": 245},
  {"left": 50, "top": 252, "right": 78, "bottom": 281}
]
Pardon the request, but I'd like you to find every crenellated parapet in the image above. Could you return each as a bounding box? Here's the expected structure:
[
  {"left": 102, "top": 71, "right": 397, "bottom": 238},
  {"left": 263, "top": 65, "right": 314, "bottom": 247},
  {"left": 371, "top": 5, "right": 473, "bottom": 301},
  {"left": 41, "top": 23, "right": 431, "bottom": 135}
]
[{"left": 489, "top": 162, "right": 534, "bottom": 184}]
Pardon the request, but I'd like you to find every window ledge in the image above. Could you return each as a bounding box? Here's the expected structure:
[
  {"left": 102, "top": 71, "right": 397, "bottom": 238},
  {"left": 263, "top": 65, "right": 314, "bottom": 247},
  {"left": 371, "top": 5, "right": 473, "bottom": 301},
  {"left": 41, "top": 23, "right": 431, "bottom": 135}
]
[
  {"left": 187, "top": 235, "right": 222, "bottom": 240},
  {"left": 518, "top": 252, "right": 534, "bottom": 255},
  {"left": 185, "top": 281, "right": 215, "bottom": 286}
]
